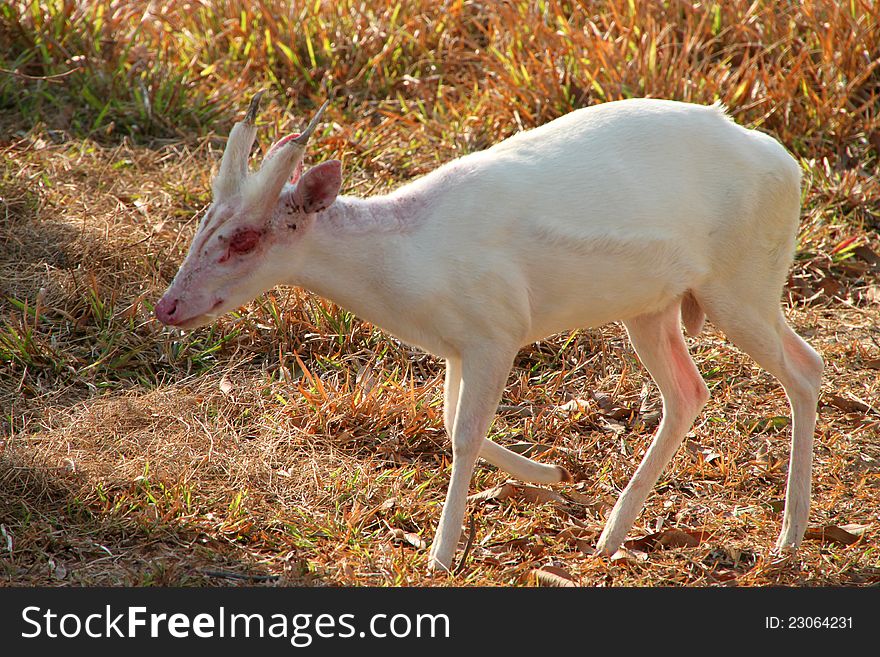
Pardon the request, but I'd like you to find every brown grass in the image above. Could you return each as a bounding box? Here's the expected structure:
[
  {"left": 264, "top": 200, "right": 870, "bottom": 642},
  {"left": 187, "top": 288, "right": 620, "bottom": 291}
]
[{"left": 1, "top": 0, "right": 878, "bottom": 586}]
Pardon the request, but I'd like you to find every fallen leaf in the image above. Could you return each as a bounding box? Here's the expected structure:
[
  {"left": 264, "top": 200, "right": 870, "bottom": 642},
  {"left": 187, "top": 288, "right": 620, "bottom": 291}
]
[
  {"left": 824, "top": 394, "right": 870, "bottom": 414},
  {"left": 219, "top": 376, "right": 234, "bottom": 396},
  {"left": 610, "top": 547, "right": 648, "bottom": 563},
  {"left": 712, "top": 569, "right": 738, "bottom": 583},
  {"left": 355, "top": 362, "right": 376, "bottom": 394},
  {"left": 532, "top": 567, "right": 577, "bottom": 587},
  {"left": 556, "top": 398, "right": 590, "bottom": 413},
  {"left": 804, "top": 524, "right": 868, "bottom": 546},
  {"left": 768, "top": 499, "right": 785, "bottom": 514},
  {"left": 468, "top": 482, "right": 564, "bottom": 505},
  {"left": 486, "top": 537, "right": 541, "bottom": 556},
  {"left": 389, "top": 528, "right": 427, "bottom": 550},
  {"left": 593, "top": 390, "right": 633, "bottom": 420},
  {"left": 748, "top": 416, "right": 791, "bottom": 434},
  {"left": 862, "top": 358, "right": 880, "bottom": 370},
  {"left": 562, "top": 489, "right": 600, "bottom": 506},
  {"left": 601, "top": 418, "right": 627, "bottom": 434},
  {"left": 468, "top": 484, "right": 515, "bottom": 503},
  {"left": 839, "top": 523, "right": 871, "bottom": 536},
  {"left": 557, "top": 526, "right": 594, "bottom": 542},
  {"left": 497, "top": 404, "right": 535, "bottom": 417},
  {"left": 591, "top": 391, "right": 615, "bottom": 412},
  {"left": 49, "top": 559, "right": 67, "bottom": 580},
  {"left": 853, "top": 245, "right": 880, "bottom": 268},
  {"left": 657, "top": 529, "right": 702, "bottom": 549},
  {"left": 624, "top": 528, "right": 707, "bottom": 552},
  {"left": 505, "top": 441, "right": 553, "bottom": 457},
  {"left": 817, "top": 275, "right": 842, "bottom": 297},
  {"left": 701, "top": 449, "right": 722, "bottom": 463}
]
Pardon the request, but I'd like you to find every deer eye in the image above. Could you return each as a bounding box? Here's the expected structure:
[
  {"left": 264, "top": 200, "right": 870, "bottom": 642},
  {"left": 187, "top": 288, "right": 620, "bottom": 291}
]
[{"left": 229, "top": 229, "right": 261, "bottom": 254}]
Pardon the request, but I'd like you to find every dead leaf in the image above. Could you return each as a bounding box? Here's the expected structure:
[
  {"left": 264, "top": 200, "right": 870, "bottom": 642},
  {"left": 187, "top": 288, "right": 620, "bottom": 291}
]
[
  {"left": 518, "top": 485, "right": 565, "bottom": 504},
  {"left": 768, "top": 499, "right": 785, "bottom": 514},
  {"left": 591, "top": 390, "right": 614, "bottom": 412},
  {"left": 389, "top": 528, "right": 427, "bottom": 550},
  {"left": 624, "top": 528, "right": 707, "bottom": 552},
  {"left": 824, "top": 394, "right": 870, "bottom": 414},
  {"left": 49, "top": 559, "right": 67, "bottom": 580},
  {"left": 853, "top": 245, "right": 880, "bottom": 268},
  {"left": 468, "top": 482, "right": 564, "bottom": 505},
  {"left": 219, "top": 376, "right": 233, "bottom": 396},
  {"left": 556, "top": 398, "right": 590, "bottom": 413},
  {"left": 862, "top": 358, "right": 880, "bottom": 370},
  {"left": 468, "top": 484, "right": 515, "bottom": 503},
  {"left": 486, "top": 537, "right": 541, "bottom": 556},
  {"left": 839, "top": 523, "right": 871, "bottom": 536},
  {"left": 557, "top": 526, "right": 594, "bottom": 542},
  {"left": 657, "top": 529, "right": 702, "bottom": 549},
  {"left": 355, "top": 362, "right": 376, "bottom": 394},
  {"left": 562, "top": 489, "right": 599, "bottom": 506},
  {"left": 817, "top": 275, "right": 842, "bottom": 297},
  {"left": 601, "top": 418, "right": 627, "bottom": 434},
  {"left": 505, "top": 441, "right": 553, "bottom": 457},
  {"left": 610, "top": 547, "right": 648, "bottom": 563},
  {"left": 593, "top": 390, "right": 633, "bottom": 420},
  {"left": 497, "top": 404, "right": 535, "bottom": 417},
  {"left": 701, "top": 449, "right": 722, "bottom": 463},
  {"left": 804, "top": 524, "right": 868, "bottom": 546},
  {"left": 532, "top": 566, "right": 577, "bottom": 587}
]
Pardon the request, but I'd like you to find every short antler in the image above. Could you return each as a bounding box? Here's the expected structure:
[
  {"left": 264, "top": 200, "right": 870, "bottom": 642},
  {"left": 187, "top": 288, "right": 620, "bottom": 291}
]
[
  {"left": 213, "top": 91, "right": 265, "bottom": 200},
  {"left": 248, "top": 99, "right": 331, "bottom": 209},
  {"left": 291, "top": 100, "right": 330, "bottom": 145},
  {"left": 243, "top": 89, "right": 265, "bottom": 125}
]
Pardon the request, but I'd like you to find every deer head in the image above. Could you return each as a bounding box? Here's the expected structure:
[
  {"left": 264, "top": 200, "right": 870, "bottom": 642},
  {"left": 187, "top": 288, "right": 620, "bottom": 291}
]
[{"left": 155, "top": 94, "right": 340, "bottom": 328}]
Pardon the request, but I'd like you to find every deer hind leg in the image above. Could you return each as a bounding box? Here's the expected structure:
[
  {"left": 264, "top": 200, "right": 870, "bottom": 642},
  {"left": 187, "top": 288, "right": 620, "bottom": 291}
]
[
  {"left": 696, "top": 288, "right": 823, "bottom": 551},
  {"left": 445, "top": 357, "right": 570, "bottom": 486},
  {"left": 596, "top": 298, "right": 710, "bottom": 555}
]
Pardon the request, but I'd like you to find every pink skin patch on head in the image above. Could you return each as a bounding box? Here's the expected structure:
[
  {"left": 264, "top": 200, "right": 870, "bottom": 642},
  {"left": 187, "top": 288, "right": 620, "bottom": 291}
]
[
  {"left": 230, "top": 228, "right": 261, "bottom": 253},
  {"left": 219, "top": 228, "right": 262, "bottom": 262}
]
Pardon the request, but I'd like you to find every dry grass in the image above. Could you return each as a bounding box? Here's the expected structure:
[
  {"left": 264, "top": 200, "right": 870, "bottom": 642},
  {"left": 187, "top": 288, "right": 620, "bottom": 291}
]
[{"left": 1, "top": 0, "right": 878, "bottom": 587}]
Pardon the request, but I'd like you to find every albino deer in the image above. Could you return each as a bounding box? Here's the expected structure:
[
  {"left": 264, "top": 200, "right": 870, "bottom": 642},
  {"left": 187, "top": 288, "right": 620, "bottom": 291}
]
[{"left": 155, "top": 94, "right": 823, "bottom": 572}]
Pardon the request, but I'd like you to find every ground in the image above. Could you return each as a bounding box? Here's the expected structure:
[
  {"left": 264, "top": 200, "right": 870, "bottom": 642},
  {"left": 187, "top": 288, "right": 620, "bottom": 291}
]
[{"left": 1, "top": 1, "right": 878, "bottom": 586}]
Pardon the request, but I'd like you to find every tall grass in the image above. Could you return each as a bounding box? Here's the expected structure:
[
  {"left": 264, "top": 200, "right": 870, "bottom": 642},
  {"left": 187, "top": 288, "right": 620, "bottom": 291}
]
[{"left": 2, "top": 1, "right": 878, "bottom": 165}]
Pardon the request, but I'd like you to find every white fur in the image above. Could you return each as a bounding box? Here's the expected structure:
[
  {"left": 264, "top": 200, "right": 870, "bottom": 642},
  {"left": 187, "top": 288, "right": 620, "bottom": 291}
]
[{"left": 159, "top": 98, "right": 824, "bottom": 572}]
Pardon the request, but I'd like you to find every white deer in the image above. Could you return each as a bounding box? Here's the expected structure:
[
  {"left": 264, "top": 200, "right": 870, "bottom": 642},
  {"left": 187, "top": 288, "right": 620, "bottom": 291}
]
[{"left": 155, "top": 93, "right": 823, "bottom": 572}]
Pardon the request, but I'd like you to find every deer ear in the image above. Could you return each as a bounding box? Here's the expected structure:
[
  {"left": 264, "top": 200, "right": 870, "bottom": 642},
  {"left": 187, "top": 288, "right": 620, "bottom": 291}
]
[{"left": 292, "top": 160, "right": 342, "bottom": 214}]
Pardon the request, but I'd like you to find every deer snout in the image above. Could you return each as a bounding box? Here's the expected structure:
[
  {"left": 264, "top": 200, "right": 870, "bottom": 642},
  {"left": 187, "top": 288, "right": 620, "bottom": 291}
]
[{"left": 154, "top": 295, "right": 179, "bottom": 324}]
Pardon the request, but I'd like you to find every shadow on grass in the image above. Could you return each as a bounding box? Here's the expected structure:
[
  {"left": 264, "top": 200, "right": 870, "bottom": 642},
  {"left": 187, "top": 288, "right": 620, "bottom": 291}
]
[{"left": 0, "top": 453, "right": 317, "bottom": 587}]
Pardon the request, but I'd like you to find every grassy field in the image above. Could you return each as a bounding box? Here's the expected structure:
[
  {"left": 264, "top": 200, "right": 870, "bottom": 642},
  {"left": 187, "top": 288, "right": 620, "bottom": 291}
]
[{"left": 1, "top": 0, "right": 878, "bottom": 586}]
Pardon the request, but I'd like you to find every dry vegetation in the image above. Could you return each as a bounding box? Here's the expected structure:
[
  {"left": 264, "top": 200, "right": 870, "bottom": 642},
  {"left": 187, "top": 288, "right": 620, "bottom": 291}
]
[{"left": 1, "top": 1, "right": 878, "bottom": 587}]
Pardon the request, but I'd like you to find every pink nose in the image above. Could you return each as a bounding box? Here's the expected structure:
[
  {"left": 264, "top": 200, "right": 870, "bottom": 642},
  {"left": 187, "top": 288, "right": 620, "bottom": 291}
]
[{"left": 154, "top": 296, "right": 179, "bottom": 324}]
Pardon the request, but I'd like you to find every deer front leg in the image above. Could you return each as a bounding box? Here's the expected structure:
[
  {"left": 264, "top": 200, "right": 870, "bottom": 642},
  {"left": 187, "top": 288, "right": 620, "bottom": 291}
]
[
  {"left": 429, "top": 349, "right": 515, "bottom": 572},
  {"left": 445, "top": 357, "right": 570, "bottom": 486}
]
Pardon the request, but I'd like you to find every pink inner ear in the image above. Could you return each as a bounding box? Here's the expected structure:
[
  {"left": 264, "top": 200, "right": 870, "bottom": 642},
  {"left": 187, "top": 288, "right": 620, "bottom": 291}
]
[{"left": 266, "top": 133, "right": 303, "bottom": 182}]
